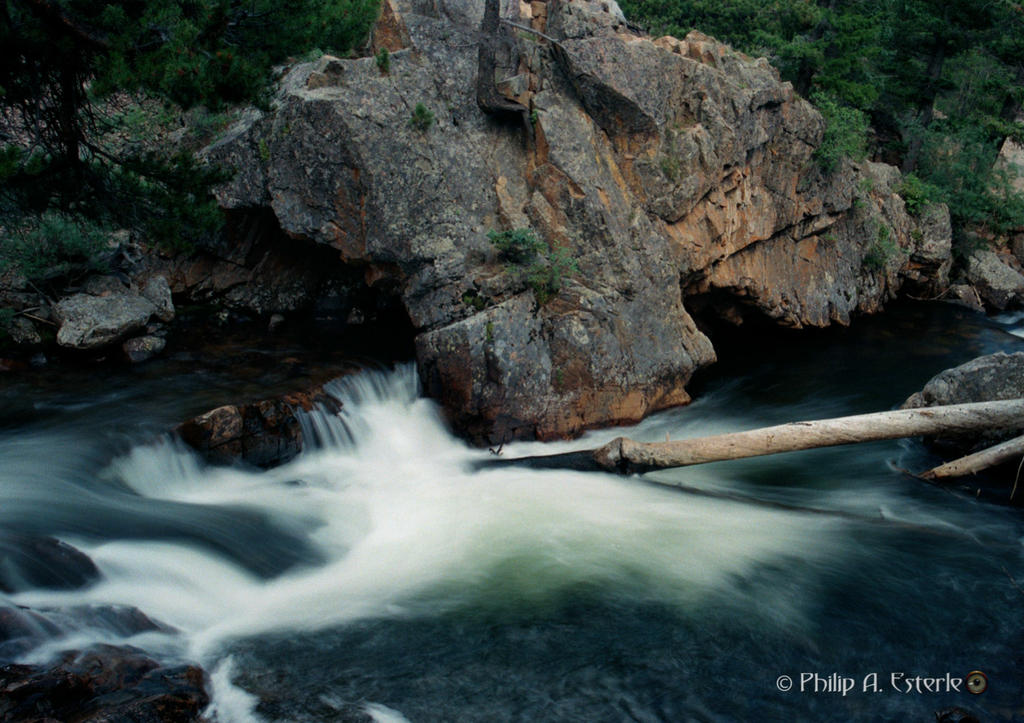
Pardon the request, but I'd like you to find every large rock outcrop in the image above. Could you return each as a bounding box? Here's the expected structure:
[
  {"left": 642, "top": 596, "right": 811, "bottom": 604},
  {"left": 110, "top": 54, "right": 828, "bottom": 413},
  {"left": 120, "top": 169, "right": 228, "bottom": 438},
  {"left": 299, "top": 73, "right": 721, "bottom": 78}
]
[{"left": 208, "top": 0, "right": 952, "bottom": 442}]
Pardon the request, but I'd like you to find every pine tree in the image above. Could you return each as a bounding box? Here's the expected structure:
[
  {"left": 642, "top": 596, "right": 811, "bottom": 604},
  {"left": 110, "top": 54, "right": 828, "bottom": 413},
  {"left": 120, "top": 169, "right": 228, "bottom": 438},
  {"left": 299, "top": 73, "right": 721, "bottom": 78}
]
[{"left": 0, "top": 0, "right": 379, "bottom": 262}]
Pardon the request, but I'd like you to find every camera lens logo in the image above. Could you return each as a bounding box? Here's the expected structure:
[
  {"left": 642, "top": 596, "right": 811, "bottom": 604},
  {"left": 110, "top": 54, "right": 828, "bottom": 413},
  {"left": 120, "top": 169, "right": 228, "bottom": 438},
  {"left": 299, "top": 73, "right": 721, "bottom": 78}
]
[{"left": 965, "top": 671, "right": 988, "bottom": 695}]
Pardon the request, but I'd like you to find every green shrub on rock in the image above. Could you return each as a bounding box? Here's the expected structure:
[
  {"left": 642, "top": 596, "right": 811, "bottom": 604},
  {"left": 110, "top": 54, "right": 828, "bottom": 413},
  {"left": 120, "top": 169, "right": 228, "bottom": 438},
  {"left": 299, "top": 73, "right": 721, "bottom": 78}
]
[
  {"left": 409, "top": 103, "right": 436, "bottom": 131},
  {"left": 487, "top": 228, "right": 545, "bottom": 263},
  {"left": 375, "top": 47, "right": 391, "bottom": 74},
  {"left": 526, "top": 246, "right": 579, "bottom": 305},
  {"left": 897, "top": 173, "right": 940, "bottom": 215},
  {"left": 487, "top": 227, "right": 578, "bottom": 304},
  {"left": 862, "top": 222, "right": 901, "bottom": 270}
]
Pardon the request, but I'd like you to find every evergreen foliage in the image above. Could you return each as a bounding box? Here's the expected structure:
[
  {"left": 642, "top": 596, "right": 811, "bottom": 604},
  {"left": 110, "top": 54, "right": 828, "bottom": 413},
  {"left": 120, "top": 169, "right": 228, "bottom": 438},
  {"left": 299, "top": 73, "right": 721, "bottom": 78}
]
[
  {"left": 0, "top": 0, "right": 379, "bottom": 271},
  {"left": 487, "top": 228, "right": 578, "bottom": 304},
  {"left": 488, "top": 227, "right": 546, "bottom": 264},
  {"left": 812, "top": 92, "right": 870, "bottom": 172},
  {"left": 408, "top": 102, "right": 436, "bottom": 132}
]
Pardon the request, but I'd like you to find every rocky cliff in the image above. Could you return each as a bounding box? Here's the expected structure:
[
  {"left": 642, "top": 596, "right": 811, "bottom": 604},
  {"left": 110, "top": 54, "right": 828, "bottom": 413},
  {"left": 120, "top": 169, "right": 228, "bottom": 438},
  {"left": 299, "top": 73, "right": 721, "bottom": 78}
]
[{"left": 207, "top": 0, "right": 953, "bottom": 443}]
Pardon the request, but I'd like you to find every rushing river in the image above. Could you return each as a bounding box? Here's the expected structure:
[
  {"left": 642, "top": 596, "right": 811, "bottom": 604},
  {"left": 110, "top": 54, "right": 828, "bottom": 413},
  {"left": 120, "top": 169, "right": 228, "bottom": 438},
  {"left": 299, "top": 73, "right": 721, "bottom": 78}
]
[{"left": 1, "top": 302, "right": 1023, "bottom": 722}]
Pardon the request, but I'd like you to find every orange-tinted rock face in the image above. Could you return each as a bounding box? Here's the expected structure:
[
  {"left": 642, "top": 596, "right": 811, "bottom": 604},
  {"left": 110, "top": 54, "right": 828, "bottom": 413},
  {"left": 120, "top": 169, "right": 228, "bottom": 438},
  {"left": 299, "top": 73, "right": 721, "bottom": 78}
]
[
  {"left": 371, "top": 0, "right": 412, "bottom": 54},
  {"left": 209, "top": 0, "right": 952, "bottom": 443}
]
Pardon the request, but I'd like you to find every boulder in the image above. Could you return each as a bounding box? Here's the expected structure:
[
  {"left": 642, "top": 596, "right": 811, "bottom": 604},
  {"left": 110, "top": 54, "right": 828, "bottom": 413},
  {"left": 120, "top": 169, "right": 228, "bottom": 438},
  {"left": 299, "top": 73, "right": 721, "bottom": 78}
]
[
  {"left": 53, "top": 293, "right": 157, "bottom": 350},
  {"left": 176, "top": 381, "right": 345, "bottom": 467},
  {"left": 207, "top": 0, "right": 953, "bottom": 441},
  {"left": 903, "top": 351, "right": 1024, "bottom": 452},
  {"left": 996, "top": 117, "right": 1024, "bottom": 197},
  {"left": 133, "top": 209, "right": 361, "bottom": 320},
  {"left": 370, "top": 0, "right": 412, "bottom": 53},
  {"left": 963, "top": 250, "right": 1024, "bottom": 310}
]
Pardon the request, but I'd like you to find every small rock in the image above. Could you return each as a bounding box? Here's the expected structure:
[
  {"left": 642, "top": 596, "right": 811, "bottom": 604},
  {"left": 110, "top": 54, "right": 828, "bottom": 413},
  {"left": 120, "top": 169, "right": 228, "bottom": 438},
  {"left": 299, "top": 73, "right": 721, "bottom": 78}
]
[
  {"left": 54, "top": 293, "right": 157, "bottom": 350},
  {"left": 29, "top": 353, "right": 47, "bottom": 367},
  {"left": 268, "top": 313, "right": 286, "bottom": 332},
  {"left": 8, "top": 317, "right": 41, "bottom": 346},
  {"left": 123, "top": 335, "right": 167, "bottom": 364},
  {"left": 141, "top": 275, "right": 175, "bottom": 323}
]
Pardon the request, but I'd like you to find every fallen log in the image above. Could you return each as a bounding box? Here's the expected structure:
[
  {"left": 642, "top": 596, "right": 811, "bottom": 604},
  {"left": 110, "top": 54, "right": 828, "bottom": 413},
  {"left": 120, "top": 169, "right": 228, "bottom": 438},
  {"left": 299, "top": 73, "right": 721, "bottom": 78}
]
[
  {"left": 920, "top": 434, "right": 1024, "bottom": 481},
  {"left": 477, "top": 399, "right": 1024, "bottom": 474},
  {"left": 593, "top": 399, "right": 1024, "bottom": 473}
]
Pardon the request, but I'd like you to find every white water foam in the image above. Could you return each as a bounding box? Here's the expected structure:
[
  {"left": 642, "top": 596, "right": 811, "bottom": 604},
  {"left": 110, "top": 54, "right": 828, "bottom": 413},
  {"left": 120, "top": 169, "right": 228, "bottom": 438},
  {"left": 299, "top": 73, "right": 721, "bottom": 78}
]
[
  {"left": 206, "top": 657, "right": 264, "bottom": 723},
  {"left": 9, "top": 363, "right": 861, "bottom": 717},
  {"left": 364, "top": 702, "right": 412, "bottom": 723}
]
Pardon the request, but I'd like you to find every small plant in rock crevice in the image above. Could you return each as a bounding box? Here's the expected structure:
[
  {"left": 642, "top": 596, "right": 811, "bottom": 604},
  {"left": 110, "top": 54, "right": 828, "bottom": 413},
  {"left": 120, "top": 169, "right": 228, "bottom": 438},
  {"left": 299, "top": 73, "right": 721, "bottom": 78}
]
[
  {"left": 897, "top": 172, "right": 940, "bottom": 216},
  {"left": 409, "top": 102, "right": 436, "bottom": 131},
  {"left": 375, "top": 47, "right": 390, "bottom": 74},
  {"left": 488, "top": 227, "right": 545, "bottom": 264},
  {"left": 487, "top": 227, "right": 578, "bottom": 305},
  {"left": 461, "top": 288, "right": 489, "bottom": 311},
  {"left": 863, "top": 222, "right": 901, "bottom": 270}
]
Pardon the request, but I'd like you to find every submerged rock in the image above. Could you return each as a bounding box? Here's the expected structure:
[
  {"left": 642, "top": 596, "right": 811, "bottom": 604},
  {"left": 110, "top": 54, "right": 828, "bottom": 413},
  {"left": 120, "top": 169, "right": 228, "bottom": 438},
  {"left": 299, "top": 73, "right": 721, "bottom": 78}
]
[
  {"left": 0, "top": 532, "right": 100, "bottom": 594},
  {"left": 175, "top": 382, "right": 344, "bottom": 467},
  {"left": 0, "top": 604, "right": 167, "bottom": 661},
  {"left": 208, "top": 0, "right": 953, "bottom": 442},
  {"left": 0, "top": 644, "right": 208, "bottom": 722},
  {"left": 934, "top": 707, "right": 981, "bottom": 723}
]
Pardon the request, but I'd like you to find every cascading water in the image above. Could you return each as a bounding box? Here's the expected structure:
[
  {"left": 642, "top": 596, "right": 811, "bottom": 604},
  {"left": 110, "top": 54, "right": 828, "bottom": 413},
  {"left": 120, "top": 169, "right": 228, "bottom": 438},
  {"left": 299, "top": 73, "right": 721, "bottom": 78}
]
[{"left": 2, "top": 302, "right": 1023, "bottom": 721}]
